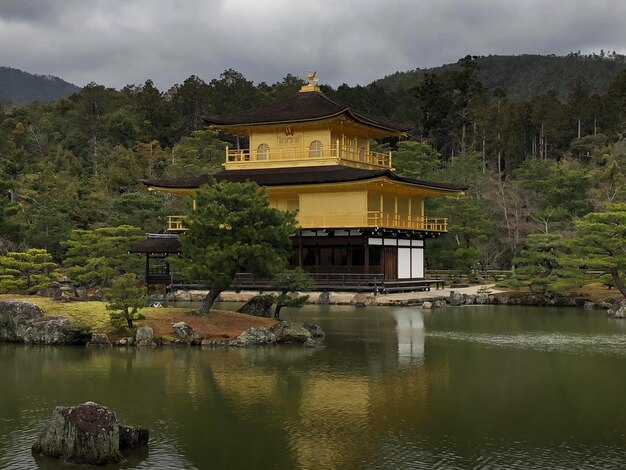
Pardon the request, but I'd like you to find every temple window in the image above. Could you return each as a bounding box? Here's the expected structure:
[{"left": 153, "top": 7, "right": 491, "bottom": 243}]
[
  {"left": 309, "top": 140, "right": 322, "bottom": 158},
  {"left": 257, "top": 143, "right": 270, "bottom": 160}
]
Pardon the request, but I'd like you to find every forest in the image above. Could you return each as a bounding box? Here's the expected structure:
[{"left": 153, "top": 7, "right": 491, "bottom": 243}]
[{"left": 0, "top": 53, "right": 626, "bottom": 293}]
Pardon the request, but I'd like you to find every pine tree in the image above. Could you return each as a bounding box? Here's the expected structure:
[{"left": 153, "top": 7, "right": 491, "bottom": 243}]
[
  {"left": 0, "top": 248, "right": 57, "bottom": 294},
  {"left": 179, "top": 180, "right": 297, "bottom": 315},
  {"left": 106, "top": 273, "right": 146, "bottom": 329}
]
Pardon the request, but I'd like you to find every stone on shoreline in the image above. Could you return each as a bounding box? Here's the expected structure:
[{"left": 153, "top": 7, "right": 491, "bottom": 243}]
[
  {"left": 0, "top": 300, "right": 44, "bottom": 342},
  {"left": 449, "top": 290, "right": 464, "bottom": 306},
  {"left": 22, "top": 316, "right": 71, "bottom": 345},
  {"left": 608, "top": 300, "right": 626, "bottom": 318},
  {"left": 269, "top": 321, "right": 313, "bottom": 344},
  {"left": 172, "top": 322, "right": 201, "bottom": 345},
  {"left": 237, "top": 294, "right": 275, "bottom": 318},
  {"left": 135, "top": 326, "right": 155, "bottom": 346},
  {"left": 230, "top": 327, "right": 277, "bottom": 346},
  {"left": 88, "top": 333, "right": 112, "bottom": 348}
]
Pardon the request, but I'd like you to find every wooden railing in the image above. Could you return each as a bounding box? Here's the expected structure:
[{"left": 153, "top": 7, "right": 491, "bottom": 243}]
[
  {"left": 298, "top": 211, "right": 448, "bottom": 232},
  {"left": 169, "top": 272, "right": 386, "bottom": 293},
  {"left": 168, "top": 212, "right": 447, "bottom": 233},
  {"left": 425, "top": 269, "right": 513, "bottom": 282},
  {"left": 226, "top": 144, "right": 392, "bottom": 168},
  {"left": 167, "top": 215, "right": 188, "bottom": 232}
]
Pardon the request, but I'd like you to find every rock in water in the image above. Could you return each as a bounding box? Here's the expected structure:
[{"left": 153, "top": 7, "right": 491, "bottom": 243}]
[
  {"left": 118, "top": 425, "right": 150, "bottom": 450},
  {"left": 32, "top": 402, "right": 122, "bottom": 465},
  {"left": 0, "top": 300, "right": 44, "bottom": 342},
  {"left": 303, "top": 323, "right": 325, "bottom": 340}
]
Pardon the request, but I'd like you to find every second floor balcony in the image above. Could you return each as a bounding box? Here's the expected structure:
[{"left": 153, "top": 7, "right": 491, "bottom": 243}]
[
  {"left": 167, "top": 212, "right": 447, "bottom": 234},
  {"left": 224, "top": 143, "right": 392, "bottom": 170}
]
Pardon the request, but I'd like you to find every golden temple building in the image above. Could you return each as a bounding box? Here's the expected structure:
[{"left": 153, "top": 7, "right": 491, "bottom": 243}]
[{"left": 133, "top": 75, "right": 466, "bottom": 292}]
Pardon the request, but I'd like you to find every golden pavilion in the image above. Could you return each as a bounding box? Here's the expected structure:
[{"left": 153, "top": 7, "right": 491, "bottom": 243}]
[{"left": 133, "top": 74, "right": 466, "bottom": 292}]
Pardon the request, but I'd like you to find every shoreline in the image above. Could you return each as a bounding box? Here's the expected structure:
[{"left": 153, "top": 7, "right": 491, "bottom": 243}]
[{"left": 166, "top": 285, "right": 613, "bottom": 309}]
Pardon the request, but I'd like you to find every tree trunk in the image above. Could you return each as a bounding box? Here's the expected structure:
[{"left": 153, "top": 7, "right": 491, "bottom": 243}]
[
  {"left": 610, "top": 269, "right": 626, "bottom": 299},
  {"left": 274, "top": 303, "right": 284, "bottom": 320},
  {"left": 198, "top": 286, "right": 222, "bottom": 315}
]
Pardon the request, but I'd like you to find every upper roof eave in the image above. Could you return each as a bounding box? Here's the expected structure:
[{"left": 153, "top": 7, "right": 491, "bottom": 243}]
[{"left": 203, "top": 91, "right": 412, "bottom": 134}]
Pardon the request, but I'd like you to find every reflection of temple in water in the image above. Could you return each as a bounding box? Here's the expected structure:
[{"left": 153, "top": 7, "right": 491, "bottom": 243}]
[{"left": 393, "top": 308, "right": 425, "bottom": 364}]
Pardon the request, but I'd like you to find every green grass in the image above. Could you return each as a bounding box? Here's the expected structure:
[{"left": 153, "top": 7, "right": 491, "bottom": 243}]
[{"left": 0, "top": 294, "right": 189, "bottom": 333}]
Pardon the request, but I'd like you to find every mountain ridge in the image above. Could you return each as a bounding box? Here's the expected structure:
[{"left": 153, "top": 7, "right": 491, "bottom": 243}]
[{"left": 0, "top": 66, "right": 81, "bottom": 106}]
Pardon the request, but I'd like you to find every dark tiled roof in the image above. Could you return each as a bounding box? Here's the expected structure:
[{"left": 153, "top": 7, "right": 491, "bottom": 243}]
[
  {"left": 129, "top": 237, "right": 181, "bottom": 254},
  {"left": 143, "top": 166, "right": 467, "bottom": 192},
  {"left": 204, "top": 91, "right": 412, "bottom": 133},
  {"left": 142, "top": 175, "right": 211, "bottom": 189}
]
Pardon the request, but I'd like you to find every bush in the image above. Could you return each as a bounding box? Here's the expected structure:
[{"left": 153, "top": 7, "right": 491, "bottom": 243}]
[{"left": 65, "top": 323, "right": 93, "bottom": 345}]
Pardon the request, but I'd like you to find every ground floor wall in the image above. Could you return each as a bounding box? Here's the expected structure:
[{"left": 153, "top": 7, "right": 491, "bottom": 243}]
[
  {"left": 294, "top": 230, "right": 428, "bottom": 280},
  {"left": 139, "top": 229, "right": 442, "bottom": 291}
]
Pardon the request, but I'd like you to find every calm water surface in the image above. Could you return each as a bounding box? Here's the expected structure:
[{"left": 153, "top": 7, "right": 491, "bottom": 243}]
[{"left": 2, "top": 304, "right": 626, "bottom": 469}]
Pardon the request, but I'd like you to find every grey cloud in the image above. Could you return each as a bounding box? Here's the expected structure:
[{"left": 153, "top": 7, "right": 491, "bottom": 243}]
[
  {"left": 0, "top": 0, "right": 66, "bottom": 23},
  {"left": 0, "top": 0, "right": 625, "bottom": 91}
]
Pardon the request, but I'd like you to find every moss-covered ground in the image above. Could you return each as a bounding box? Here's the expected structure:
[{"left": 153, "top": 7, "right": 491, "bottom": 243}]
[{"left": 0, "top": 294, "right": 275, "bottom": 341}]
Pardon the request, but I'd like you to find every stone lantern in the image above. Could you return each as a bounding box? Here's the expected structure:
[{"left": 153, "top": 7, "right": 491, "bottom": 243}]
[{"left": 58, "top": 276, "right": 75, "bottom": 301}]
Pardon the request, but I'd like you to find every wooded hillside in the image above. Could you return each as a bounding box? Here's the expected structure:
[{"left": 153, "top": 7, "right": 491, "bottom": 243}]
[{"left": 375, "top": 52, "right": 626, "bottom": 101}]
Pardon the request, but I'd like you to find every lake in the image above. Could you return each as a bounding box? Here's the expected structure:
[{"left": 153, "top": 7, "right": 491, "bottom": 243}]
[{"left": 2, "top": 304, "right": 626, "bottom": 469}]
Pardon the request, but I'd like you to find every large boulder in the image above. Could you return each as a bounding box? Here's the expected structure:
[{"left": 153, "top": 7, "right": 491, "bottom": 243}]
[
  {"left": 172, "top": 322, "right": 201, "bottom": 345},
  {"left": 230, "top": 327, "right": 277, "bottom": 346},
  {"left": 237, "top": 295, "right": 275, "bottom": 318},
  {"left": 32, "top": 402, "right": 122, "bottom": 465},
  {"left": 608, "top": 300, "right": 626, "bottom": 318},
  {"left": 36, "top": 283, "right": 62, "bottom": 300},
  {"left": 135, "top": 326, "right": 155, "bottom": 346},
  {"left": 0, "top": 300, "right": 44, "bottom": 342},
  {"left": 269, "top": 321, "right": 313, "bottom": 344},
  {"left": 21, "top": 317, "right": 71, "bottom": 345},
  {"left": 32, "top": 402, "right": 149, "bottom": 464},
  {"left": 449, "top": 290, "right": 464, "bottom": 306}
]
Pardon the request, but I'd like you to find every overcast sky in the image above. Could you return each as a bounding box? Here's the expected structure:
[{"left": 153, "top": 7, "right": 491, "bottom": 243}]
[{"left": 1, "top": 0, "right": 625, "bottom": 91}]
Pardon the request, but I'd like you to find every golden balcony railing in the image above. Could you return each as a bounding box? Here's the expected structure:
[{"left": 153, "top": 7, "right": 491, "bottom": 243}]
[
  {"left": 298, "top": 211, "right": 448, "bottom": 232},
  {"left": 226, "top": 144, "right": 391, "bottom": 169},
  {"left": 167, "top": 215, "right": 188, "bottom": 232},
  {"left": 168, "top": 212, "right": 447, "bottom": 233}
]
